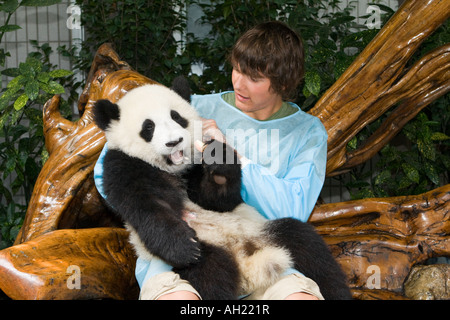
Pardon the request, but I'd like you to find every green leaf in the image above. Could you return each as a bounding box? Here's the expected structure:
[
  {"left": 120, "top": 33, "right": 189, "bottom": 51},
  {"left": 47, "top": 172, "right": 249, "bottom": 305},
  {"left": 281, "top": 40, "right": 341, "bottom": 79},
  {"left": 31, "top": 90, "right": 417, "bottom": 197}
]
[
  {"left": 375, "top": 4, "right": 396, "bottom": 14},
  {"left": 1, "top": 0, "right": 20, "bottom": 13},
  {"left": 25, "top": 80, "right": 40, "bottom": 100},
  {"left": 402, "top": 163, "right": 420, "bottom": 184},
  {"left": 20, "top": 0, "right": 62, "bottom": 6},
  {"left": 9, "top": 225, "right": 22, "bottom": 240},
  {"left": 13, "top": 93, "right": 28, "bottom": 110},
  {"left": 374, "top": 169, "right": 391, "bottom": 185},
  {"left": 398, "top": 175, "right": 413, "bottom": 190},
  {"left": 10, "top": 108, "right": 22, "bottom": 124},
  {"left": 0, "top": 112, "right": 9, "bottom": 129},
  {"left": 41, "top": 148, "right": 49, "bottom": 165},
  {"left": 49, "top": 69, "right": 73, "bottom": 78},
  {"left": 19, "top": 62, "right": 35, "bottom": 78},
  {"left": 1, "top": 67, "right": 20, "bottom": 77},
  {"left": 417, "top": 139, "right": 436, "bottom": 161},
  {"left": 0, "top": 48, "right": 9, "bottom": 67},
  {"left": 37, "top": 72, "right": 51, "bottom": 83},
  {"left": 40, "top": 80, "right": 65, "bottom": 94},
  {"left": 430, "top": 132, "right": 450, "bottom": 141},
  {"left": 302, "top": 85, "right": 311, "bottom": 98},
  {"left": 304, "top": 71, "right": 321, "bottom": 97},
  {"left": 347, "top": 136, "right": 357, "bottom": 150},
  {"left": 0, "top": 25, "right": 22, "bottom": 33},
  {"left": 424, "top": 161, "right": 440, "bottom": 185},
  {"left": 6, "top": 74, "right": 25, "bottom": 89},
  {"left": 1, "top": 85, "right": 22, "bottom": 107},
  {"left": 26, "top": 57, "right": 42, "bottom": 73}
]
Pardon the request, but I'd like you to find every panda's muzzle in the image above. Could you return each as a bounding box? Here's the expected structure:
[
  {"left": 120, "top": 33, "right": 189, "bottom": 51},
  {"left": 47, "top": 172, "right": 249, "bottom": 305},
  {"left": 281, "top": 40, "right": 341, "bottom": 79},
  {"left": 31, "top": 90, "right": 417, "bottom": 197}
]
[
  {"left": 166, "top": 137, "right": 187, "bottom": 165},
  {"left": 166, "top": 137, "right": 183, "bottom": 148},
  {"left": 168, "top": 149, "right": 184, "bottom": 165}
]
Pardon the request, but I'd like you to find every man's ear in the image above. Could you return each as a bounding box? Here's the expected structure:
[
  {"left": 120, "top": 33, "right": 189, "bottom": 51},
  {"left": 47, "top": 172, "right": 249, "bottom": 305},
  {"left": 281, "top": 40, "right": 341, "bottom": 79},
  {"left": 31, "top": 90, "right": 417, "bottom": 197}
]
[
  {"left": 171, "top": 76, "right": 191, "bottom": 103},
  {"left": 93, "top": 99, "right": 120, "bottom": 131}
]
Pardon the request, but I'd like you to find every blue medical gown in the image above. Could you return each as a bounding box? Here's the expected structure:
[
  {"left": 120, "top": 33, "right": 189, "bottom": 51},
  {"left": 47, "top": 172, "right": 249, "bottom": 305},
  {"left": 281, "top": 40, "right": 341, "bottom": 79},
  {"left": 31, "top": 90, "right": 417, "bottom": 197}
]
[{"left": 94, "top": 92, "right": 328, "bottom": 289}]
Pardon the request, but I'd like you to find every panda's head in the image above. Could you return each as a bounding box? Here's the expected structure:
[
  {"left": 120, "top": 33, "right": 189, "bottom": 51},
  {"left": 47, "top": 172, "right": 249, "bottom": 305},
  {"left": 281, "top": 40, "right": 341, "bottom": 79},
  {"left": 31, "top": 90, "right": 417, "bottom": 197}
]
[{"left": 93, "top": 78, "right": 201, "bottom": 173}]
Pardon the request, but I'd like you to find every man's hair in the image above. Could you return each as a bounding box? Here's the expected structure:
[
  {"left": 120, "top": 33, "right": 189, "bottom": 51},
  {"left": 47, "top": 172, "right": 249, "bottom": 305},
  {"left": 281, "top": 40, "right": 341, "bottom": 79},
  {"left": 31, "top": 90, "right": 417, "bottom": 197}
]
[{"left": 230, "top": 21, "right": 304, "bottom": 101}]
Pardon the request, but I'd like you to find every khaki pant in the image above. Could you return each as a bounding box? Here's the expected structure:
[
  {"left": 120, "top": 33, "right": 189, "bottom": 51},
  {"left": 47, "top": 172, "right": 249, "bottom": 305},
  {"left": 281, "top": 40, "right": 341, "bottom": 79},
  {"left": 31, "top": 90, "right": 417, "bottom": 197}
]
[{"left": 139, "top": 271, "right": 324, "bottom": 300}]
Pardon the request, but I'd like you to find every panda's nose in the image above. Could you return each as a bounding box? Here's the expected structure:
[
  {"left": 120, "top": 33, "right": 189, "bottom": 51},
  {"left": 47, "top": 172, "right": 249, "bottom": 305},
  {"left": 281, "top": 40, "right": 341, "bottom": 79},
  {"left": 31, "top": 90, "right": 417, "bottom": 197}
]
[{"left": 166, "top": 137, "right": 183, "bottom": 147}]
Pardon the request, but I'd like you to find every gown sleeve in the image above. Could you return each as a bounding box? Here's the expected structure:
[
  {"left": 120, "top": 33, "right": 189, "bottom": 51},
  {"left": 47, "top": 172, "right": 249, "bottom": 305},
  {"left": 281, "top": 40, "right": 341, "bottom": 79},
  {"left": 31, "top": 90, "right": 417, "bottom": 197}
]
[{"left": 240, "top": 121, "right": 327, "bottom": 222}]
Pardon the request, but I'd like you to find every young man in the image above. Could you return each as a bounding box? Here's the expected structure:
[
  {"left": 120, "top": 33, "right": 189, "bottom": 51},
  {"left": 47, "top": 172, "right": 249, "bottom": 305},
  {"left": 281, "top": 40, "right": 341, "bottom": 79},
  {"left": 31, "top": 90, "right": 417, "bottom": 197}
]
[{"left": 95, "top": 21, "right": 328, "bottom": 300}]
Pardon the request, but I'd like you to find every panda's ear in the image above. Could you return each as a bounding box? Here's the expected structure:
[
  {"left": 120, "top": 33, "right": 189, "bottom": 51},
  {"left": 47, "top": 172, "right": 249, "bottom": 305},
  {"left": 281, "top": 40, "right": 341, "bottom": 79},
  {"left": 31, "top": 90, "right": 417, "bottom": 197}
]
[
  {"left": 171, "top": 76, "right": 191, "bottom": 103},
  {"left": 93, "top": 99, "right": 120, "bottom": 131}
]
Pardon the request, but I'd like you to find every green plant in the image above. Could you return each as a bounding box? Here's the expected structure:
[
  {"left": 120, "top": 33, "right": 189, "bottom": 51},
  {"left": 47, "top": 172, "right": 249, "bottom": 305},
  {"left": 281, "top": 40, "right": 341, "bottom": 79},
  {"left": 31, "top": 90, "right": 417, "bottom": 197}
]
[
  {"left": 0, "top": 0, "right": 64, "bottom": 67},
  {"left": 0, "top": 0, "right": 77, "bottom": 249},
  {"left": 74, "top": 0, "right": 191, "bottom": 86},
  {"left": 0, "top": 43, "right": 74, "bottom": 249}
]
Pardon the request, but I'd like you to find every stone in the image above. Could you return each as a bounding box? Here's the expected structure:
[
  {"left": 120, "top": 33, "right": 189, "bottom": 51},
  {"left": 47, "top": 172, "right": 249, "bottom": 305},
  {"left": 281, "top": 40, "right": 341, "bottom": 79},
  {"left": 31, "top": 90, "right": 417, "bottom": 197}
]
[{"left": 404, "top": 264, "right": 450, "bottom": 300}]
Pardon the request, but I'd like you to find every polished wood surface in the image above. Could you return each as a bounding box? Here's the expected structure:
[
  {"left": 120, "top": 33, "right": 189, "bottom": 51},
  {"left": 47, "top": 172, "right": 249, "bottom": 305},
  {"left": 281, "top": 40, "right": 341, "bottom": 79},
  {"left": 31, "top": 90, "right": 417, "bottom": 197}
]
[
  {"left": 0, "top": 228, "right": 138, "bottom": 300},
  {"left": 0, "top": 0, "right": 448, "bottom": 299},
  {"left": 311, "top": 184, "right": 450, "bottom": 298}
]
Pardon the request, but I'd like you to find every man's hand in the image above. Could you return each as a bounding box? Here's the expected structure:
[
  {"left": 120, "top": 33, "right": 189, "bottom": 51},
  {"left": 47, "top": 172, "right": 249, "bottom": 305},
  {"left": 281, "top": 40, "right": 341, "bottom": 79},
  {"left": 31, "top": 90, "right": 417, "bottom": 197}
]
[{"left": 201, "top": 118, "right": 226, "bottom": 143}]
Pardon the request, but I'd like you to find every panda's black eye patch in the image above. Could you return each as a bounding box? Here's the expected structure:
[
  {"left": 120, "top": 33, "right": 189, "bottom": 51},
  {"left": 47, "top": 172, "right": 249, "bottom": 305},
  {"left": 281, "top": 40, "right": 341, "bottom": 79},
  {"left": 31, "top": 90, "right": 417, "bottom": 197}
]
[
  {"left": 140, "top": 119, "right": 155, "bottom": 142},
  {"left": 171, "top": 110, "right": 188, "bottom": 128}
]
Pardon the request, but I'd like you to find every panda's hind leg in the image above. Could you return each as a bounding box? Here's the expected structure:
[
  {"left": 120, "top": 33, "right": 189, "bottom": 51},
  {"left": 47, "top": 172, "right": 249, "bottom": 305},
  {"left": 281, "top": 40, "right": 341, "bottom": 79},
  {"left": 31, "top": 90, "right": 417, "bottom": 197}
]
[
  {"left": 174, "top": 242, "right": 239, "bottom": 300},
  {"left": 265, "top": 218, "right": 352, "bottom": 300}
]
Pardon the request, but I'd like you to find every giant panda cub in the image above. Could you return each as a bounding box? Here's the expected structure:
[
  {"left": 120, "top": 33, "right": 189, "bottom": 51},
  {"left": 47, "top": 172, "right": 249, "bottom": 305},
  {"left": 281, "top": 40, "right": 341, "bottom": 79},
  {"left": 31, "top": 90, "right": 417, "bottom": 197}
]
[{"left": 93, "top": 78, "right": 352, "bottom": 300}]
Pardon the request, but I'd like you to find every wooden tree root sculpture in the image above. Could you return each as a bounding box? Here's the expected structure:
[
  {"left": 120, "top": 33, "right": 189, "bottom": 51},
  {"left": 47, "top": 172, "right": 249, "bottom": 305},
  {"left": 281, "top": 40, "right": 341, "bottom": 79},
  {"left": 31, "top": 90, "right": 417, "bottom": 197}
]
[
  {"left": 0, "top": 0, "right": 448, "bottom": 300},
  {"left": 0, "top": 185, "right": 447, "bottom": 299},
  {"left": 0, "top": 228, "right": 138, "bottom": 300},
  {"left": 311, "top": 184, "right": 450, "bottom": 299},
  {"left": 310, "top": 0, "right": 450, "bottom": 175}
]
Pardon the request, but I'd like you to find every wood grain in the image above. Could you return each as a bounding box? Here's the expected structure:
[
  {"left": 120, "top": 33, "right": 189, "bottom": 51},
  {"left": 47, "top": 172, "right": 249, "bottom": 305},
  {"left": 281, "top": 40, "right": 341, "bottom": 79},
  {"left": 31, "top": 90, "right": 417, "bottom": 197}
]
[
  {"left": 310, "top": 184, "right": 450, "bottom": 295},
  {"left": 0, "top": 228, "right": 138, "bottom": 300}
]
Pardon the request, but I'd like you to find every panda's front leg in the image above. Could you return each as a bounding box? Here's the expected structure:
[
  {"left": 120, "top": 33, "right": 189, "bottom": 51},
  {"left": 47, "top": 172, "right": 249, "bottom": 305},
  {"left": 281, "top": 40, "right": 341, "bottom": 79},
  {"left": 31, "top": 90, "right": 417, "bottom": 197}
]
[
  {"left": 102, "top": 155, "right": 202, "bottom": 268},
  {"left": 191, "top": 139, "right": 243, "bottom": 212},
  {"left": 115, "top": 200, "right": 202, "bottom": 269},
  {"left": 137, "top": 212, "right": 202, "bottom": 268},
  {"left": 202, "top": 139, "right": 241, "bottom": 175}
]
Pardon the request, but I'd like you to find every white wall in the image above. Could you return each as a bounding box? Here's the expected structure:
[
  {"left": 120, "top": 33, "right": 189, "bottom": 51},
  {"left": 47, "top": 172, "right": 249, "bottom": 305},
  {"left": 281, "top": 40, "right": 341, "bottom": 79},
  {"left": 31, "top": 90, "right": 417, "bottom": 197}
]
[{"left": 1, "top": 1, "right": 83, "bottom": 89}]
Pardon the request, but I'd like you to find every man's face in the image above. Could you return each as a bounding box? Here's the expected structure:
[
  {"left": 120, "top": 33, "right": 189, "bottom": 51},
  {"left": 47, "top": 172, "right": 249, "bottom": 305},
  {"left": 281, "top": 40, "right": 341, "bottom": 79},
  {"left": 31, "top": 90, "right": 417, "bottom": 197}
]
[{"left": 232, "top": 67, "right": 283, "bottom": 121}]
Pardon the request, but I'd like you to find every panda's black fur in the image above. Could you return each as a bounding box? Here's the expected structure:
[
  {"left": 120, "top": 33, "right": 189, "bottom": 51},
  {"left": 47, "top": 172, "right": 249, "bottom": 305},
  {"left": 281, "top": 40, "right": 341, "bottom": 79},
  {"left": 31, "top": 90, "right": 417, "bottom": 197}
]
[{"left": 93, "top": 78, "right": 352, "bottom": 300}]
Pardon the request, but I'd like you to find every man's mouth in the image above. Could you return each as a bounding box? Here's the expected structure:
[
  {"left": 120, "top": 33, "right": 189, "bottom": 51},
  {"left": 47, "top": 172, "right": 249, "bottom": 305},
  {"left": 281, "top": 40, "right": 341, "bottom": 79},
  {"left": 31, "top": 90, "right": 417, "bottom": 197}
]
[{"left": 236, "top": 92, "right": 250, "bottom": 102}]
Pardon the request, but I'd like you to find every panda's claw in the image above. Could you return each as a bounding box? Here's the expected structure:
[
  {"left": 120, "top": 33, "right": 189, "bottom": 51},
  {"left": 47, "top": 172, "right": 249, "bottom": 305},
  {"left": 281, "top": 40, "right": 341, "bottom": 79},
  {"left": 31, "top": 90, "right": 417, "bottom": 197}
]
[{"left": 165, "top": 233, "right": 202, "bottom": 268}]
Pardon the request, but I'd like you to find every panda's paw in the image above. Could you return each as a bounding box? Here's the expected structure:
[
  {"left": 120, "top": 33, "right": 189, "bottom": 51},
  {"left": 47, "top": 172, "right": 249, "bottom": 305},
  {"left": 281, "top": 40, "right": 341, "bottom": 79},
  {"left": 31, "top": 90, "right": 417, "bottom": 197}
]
[
  {"left": 202, "top": 140, "right": 240, "bottom": 167},
  {"left": 202, "top": 140, "right": 241, "bottom": 183},
  {"left": 169, "top": 238, "right": 201, "bottom": 268},
  {"left": 165, "top": 228, "right": 202, "bottom": 268}
]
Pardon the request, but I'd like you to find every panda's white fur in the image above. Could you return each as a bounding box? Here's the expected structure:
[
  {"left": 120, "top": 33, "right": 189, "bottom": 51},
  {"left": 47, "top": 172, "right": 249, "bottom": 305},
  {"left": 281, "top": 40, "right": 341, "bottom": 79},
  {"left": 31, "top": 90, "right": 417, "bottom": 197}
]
[
  {"left": 95, "top": 82, "right": 352, "bottom": 300},
  {"left": 113, "top": 85, "right": 293, "bottom": 295},
  {"left": 184, "top": 202, "right": 293, "bottom": 295},
  {"left": 128, "top": 200, "right": 293, "bottom": 296},
  {"left": 105, "top": 84, "right": 201, "bottom": 173}
]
